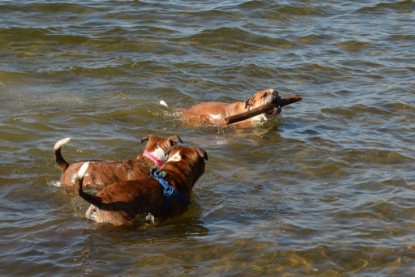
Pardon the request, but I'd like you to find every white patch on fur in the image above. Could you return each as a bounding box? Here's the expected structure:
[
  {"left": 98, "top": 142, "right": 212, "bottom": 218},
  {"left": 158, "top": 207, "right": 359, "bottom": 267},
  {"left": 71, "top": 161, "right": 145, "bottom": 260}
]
[
  {"left": 160, "top": 100, "right": 168, "bottom": 107},
  {"left": 167, "top": 151, "right": 182, "bottom": 162},
  {"left": 85, "top": 205, "right": 98, "bottom": 222},
  {"left": 94, "top": 178, "right": 104, "bottom": 186},
  {"left": 151, "top": 146, "right": 167, "bottom": 162},
  {"left": 70, "top": 173, "right": 77, "bottom": 185},
  {"left": 250, "top": 114, "right": 268, "bottom": 125},
  {"left": 145, "top": 213, "right": 155, "bottom": 224},
  {"left": 210, "top": 114, "right": 222, "bottom": 120},
  {"left": 54, "top": 137, "right": 71, "bottom": 150},
  {"left": 77, "top": 162, "right": 90, "bottom": 179}
]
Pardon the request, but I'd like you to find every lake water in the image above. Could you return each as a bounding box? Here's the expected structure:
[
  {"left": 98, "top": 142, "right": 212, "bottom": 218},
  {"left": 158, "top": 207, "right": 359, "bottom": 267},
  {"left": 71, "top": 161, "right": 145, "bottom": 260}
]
[{"left": 1, "top": 1, "right": 415, "bottom": 276}]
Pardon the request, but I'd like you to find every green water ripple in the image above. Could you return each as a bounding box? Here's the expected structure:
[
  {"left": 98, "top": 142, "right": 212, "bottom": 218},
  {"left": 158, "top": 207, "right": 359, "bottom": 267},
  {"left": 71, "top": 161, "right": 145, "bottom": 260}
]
[{"left": 0, "top": 0, "right": 415, "bottom": 276}]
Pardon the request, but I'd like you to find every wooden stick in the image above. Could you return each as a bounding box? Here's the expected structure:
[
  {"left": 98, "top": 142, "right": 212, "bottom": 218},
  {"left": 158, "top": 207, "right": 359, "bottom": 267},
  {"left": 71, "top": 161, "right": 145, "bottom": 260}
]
[{"left": 225, "top": 94, "right": 302, "bottom": 125}]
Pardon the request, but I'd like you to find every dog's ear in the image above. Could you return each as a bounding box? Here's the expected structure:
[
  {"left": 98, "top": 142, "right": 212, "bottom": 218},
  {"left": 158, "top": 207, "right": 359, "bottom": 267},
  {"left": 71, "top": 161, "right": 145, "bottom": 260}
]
[
  {"left": 245, "top": 97, "right": 254, "bottom": 109},
  {"left": 197, "top": 148, "right": 208, "bottom": 161},
  {"left": 140, "top": 136, "right": 150, "bottom": 143},
  {"left": 158, "top": 135, "right": 183, "bottom": 152},
  {"left": 168, "top": 135, "right": 183, "bottom": 146}
]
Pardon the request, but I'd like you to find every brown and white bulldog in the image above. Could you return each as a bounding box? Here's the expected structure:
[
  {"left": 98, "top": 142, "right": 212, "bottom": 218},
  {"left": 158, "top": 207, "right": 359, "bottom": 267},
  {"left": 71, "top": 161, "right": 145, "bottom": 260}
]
[
  {"left": 162, "top": 88, "right": 282, "bottom": 128},
  {"left": 54, "top": 135, "right": 182, "bottom": 193},
  {"left": 75, "top": 145, "right": 208, "bottom": 227}
]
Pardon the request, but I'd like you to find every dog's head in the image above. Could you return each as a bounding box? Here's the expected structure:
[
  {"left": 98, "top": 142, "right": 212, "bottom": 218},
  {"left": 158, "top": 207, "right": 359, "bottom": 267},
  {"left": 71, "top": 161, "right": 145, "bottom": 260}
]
[
  {"left": 139, "top": 135, "right": 183, "bottom": 163},
  {"left": 162, "top": 145, "right": 208, "bottom": 189},
  {"left": 245, "top": 88, "right": 282, "bottom": 120}
]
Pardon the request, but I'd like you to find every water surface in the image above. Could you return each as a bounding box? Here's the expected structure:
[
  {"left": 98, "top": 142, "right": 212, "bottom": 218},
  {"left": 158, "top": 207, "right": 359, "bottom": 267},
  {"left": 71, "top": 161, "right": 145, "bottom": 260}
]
[{"left": 1, "top": 1, "right": 415, "bottom": 276}]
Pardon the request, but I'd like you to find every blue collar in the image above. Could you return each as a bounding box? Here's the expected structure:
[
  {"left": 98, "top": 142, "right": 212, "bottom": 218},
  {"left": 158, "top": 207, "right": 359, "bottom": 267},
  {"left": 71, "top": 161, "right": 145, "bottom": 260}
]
[{"left": 150, "top": 168, "right": 190, "bottom": 213}]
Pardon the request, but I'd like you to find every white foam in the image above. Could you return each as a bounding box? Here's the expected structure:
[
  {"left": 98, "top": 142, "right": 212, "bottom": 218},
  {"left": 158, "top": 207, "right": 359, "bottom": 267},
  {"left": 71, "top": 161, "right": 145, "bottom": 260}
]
[
  {"left": 47, "top": 180, "right": 62, "bottom": 187},
  {"left": 160, "top": 100, "right": 168, "bottom": 107}
]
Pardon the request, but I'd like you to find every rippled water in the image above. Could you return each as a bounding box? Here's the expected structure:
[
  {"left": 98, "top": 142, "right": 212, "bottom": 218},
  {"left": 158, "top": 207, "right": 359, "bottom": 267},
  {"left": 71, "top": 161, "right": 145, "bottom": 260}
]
[{"left": 1, "top": 1, "right": 415, "bottom": 276}]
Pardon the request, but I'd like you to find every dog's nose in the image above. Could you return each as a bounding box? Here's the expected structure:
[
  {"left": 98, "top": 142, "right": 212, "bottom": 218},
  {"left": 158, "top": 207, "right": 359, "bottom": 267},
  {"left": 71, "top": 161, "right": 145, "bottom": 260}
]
[
  {"left": 271, "top": 89, "right": 281, "bottom": 102},
  {"left": 272, "top": 89, "right": 279, "bottom": 97}
]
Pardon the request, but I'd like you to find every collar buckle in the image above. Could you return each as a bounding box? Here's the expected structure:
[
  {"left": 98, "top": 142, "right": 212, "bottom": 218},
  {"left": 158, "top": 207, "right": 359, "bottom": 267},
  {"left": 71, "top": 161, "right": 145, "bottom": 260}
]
[{"left": 150, "top": 168, "right": 190, "bottom": 214}]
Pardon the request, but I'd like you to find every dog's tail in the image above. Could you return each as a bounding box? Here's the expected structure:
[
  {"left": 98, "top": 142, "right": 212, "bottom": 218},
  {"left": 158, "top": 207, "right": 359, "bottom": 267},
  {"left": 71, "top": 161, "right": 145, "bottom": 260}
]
[
  {"left": 76, "top": 162, "right": 104, "bottom": 208},
  {"left": 160, "top": 100, "right": 168, "bottom": 107},
  {"left": 54, "top": 138, "right": 71, "bottom": 174}
]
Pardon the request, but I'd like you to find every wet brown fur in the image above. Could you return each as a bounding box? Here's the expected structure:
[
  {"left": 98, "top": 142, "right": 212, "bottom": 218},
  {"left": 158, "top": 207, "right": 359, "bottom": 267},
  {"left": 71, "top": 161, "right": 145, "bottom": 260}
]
[
  {"left": 179, "top": 88, "right": 281, "bottom": 128},
  {"left": 54, "top": 135, "right": 182, "bottom": 193},
  {"left": 77, "top": 145, "right": 208, "bottom": 227}
]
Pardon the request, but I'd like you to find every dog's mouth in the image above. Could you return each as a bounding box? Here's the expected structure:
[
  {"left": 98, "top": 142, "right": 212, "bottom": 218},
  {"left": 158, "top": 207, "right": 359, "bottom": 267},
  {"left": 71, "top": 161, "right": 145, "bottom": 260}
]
[{"left": 264, "top": 107, "right": 280, "bottom": 118}]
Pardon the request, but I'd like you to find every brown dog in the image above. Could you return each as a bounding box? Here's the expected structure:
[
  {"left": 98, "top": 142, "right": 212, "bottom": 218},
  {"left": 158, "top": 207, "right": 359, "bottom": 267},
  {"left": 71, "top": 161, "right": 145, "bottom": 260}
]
[
  {"left": 54, "top": 135, "right": 182, "bottom": 193},
  {"left": 75, "top": 145, "right": 208, "bottom": 227},
  {"left": 161, "top": 88, "right": 282, "bottom": 128}
]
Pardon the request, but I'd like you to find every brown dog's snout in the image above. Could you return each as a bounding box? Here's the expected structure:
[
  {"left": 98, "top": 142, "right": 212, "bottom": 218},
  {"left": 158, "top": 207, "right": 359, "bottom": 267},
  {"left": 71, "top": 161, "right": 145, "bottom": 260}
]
[
  {"left": 272, "top": 89, "right": 279, "bottom": 98},
  {"left": 269, "top": 89, "right": 281, "bottom": 103}
]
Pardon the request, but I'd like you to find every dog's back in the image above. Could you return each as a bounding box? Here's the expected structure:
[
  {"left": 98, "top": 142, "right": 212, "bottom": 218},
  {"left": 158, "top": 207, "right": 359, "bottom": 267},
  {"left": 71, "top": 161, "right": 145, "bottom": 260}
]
[
  {"left": 77, "top": 145, "right": 208, "bottom": 227},
  {"left": 54, "top": 135, "right": 182, "bottom": 193}
]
